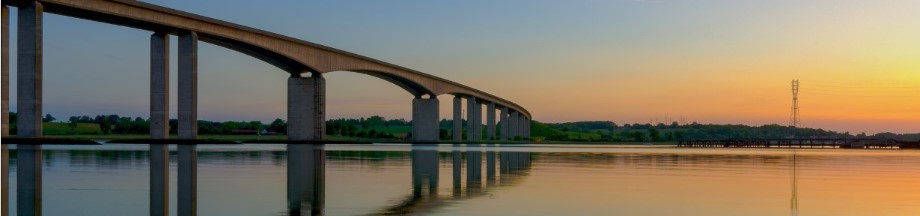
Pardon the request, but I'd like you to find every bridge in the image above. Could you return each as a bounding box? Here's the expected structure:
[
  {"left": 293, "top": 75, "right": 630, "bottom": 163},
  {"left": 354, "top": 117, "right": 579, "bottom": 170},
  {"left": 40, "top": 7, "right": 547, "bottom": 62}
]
[{"left": 1, "top": 0, "right": 532, "bottom": 142}]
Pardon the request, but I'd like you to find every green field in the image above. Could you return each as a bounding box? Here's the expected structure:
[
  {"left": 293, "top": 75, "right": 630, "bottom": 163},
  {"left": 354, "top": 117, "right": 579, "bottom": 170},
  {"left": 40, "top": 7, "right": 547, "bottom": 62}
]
[
  {"left": 40, "top": 122, "right": 102, "bottom": 135},
  {"left": 364, "top": 125, "right": 411, "bottom": 135}
]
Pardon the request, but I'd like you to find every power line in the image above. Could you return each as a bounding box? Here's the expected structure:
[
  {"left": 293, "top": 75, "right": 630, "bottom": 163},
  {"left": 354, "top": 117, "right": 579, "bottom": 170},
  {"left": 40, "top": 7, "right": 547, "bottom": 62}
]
[{"left": 790, "top": 80, "right": 800, "bottom": 128}]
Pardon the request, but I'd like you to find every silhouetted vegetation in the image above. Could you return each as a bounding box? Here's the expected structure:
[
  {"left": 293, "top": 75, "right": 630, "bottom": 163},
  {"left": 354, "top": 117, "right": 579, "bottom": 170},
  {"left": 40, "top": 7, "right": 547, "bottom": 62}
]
[
  {"left": 7, "top": 112, "right": 918, "bottom": 142},
  {"left": 533, "top": 121, "right": 920, "bottom": 142}
]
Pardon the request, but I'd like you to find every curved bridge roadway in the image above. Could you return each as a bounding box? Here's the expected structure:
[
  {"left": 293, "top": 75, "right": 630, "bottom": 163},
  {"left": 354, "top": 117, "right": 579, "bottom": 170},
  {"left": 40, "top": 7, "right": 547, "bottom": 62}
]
[{"left": 2, "top": 0, "right": 532, "bottom": 141}]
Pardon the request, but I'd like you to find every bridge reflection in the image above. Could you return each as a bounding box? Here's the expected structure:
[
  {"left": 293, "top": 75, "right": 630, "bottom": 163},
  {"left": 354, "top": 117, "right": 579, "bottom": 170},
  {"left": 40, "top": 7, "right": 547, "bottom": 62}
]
[
  {"left": 379, "top": 145, "right": 532, "bottom": 215},
  {"left": 3, "top": 144, "right": 533, "bottom": 216}
]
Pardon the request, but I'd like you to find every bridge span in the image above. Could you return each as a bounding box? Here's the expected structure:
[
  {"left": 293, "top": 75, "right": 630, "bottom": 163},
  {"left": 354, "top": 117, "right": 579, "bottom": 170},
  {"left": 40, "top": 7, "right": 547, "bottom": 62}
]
[{"left": 1, "top": 0, "right": 532, "bottom": 141}]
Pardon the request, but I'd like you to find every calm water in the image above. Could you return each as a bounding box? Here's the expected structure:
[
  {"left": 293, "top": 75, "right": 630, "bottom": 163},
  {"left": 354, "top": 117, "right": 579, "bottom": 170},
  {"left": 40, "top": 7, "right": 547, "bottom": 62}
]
[{"left": 4, "top": 143, "right": 920, "bottom": 215}]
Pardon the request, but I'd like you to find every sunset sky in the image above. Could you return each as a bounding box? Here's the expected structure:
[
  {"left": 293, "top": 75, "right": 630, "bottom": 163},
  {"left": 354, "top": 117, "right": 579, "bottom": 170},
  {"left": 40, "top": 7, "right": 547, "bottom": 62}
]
[{"left": 4, "top": 0, "right": 919, "bottom": 134}]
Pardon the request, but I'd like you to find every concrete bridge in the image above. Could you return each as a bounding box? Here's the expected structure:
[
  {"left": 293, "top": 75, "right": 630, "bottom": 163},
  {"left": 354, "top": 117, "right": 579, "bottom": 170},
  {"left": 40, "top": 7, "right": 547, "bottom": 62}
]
[{"left": 1, "top": 0, "right": 531, "bottom": 141}]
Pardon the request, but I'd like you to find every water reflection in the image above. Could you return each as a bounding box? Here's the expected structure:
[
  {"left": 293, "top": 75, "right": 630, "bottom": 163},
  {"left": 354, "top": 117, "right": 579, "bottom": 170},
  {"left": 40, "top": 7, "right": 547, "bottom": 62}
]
[
  {"left": 2, "top": 144, "right": 8, "bottom": 216},
  {"left": 466, "top": 144, "right": 482, "bottom": 195},
  {"left": 287, "top": 144, "right": 324, "bottom": 216},
  {"left": 6, "top": 144, "right": 918, "bottom": 215},
  {"left": 411, "top": 147, "right": 438, "bottom": 198},
  {"left": 149, "top": 144, "right": 169, "bottom": 216},
  {"left": 17, "top": 144, "right": 42, "bottom": 216},
  {"left": 178, "top": 144, "right": 197, "bottom": 216},
  {"left": 378, "top": 145, "right": 533, "bottom": 215}
]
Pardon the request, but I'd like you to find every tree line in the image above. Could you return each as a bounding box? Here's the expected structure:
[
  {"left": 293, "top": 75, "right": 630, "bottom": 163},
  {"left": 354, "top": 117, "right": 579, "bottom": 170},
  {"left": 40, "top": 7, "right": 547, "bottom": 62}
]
[{"left": 535, "top": 121, "right": 920, "bottom": 142}]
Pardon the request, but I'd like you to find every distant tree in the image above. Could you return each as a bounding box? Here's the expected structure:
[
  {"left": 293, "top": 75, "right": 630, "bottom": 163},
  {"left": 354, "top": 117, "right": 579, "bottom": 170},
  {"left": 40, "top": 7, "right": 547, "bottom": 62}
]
[
  {"left": 269, "top": 118, "right": 286, "bottom": 134},
  {"left": 630, "top": 131, "right": 646, "bottom": 142},
  {"left": 649, "top": 128, "right": 661, "bottom": 142},
  {"left": 368, "top": 129, "right": 378, "bottom": 138},
  {"left": 68, "top": 119, "right": 78, "bottom": 132},
  {"left": 43, "top": 114, "right": 56, "bottom": 122},
  {"left": 439, "top": 129, "right": 449, "bottom": 140}
]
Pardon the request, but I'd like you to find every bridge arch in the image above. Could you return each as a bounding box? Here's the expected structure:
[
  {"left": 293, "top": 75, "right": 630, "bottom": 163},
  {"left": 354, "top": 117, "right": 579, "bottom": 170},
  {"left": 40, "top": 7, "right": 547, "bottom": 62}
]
[{"left": 326, "top": 69, "right": 435, "bottom": 97}]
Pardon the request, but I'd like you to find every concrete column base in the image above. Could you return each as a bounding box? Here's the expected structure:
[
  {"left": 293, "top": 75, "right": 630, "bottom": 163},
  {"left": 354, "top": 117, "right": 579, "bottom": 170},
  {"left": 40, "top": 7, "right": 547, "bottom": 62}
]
[
  {"left": 466, "top": 97, "right": 482, "bottom": 141},
  {"left": 500, "top": 107, "right": 509, "bottom": 140},
  {"left": 16, "top": 2, "right": 43, "bottom": 138},
  {"left": 411, "top": 97, "right": 439, "bottom": 141},
  {"left": 178, "top": 31, "right": 198, "bottom": 139},
  {"left": 150, "top": 32, "right": 170, "bottom": 139},
  {"left": 287, "top": 74, "right": 325, "bottom": 141},
  {"left": 508, "top": 111, "right": 518, "bottom": 140},
  {"left": 452, "top": 96, "right": 462, "bottom": 142},
  {"left": 2, "top": 6, "right": 9, "bottom": 136},
  {"left": 486, "top": 102, "right": 496, "bottom": 140}
]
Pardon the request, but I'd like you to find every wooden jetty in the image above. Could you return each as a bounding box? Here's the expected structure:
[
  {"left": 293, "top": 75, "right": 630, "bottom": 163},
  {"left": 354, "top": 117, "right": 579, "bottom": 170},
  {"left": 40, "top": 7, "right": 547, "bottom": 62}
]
[{"left": 677, "top": 138, "right": 909, "bottom": 149}]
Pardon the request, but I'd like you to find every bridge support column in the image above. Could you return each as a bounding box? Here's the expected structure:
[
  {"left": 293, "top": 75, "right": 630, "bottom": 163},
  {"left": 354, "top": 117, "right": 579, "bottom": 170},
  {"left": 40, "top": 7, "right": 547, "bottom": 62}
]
[
  {"left": 517, "top": 113, "right": 525, "bottom": 139},
  {"left": 16, "top": 2, "right": 43, "bottom": 138},
  {"left": 178, "top": 31, "right": 198, "bottom": 139},
  {"left": 150, "top": 32, "right": 170, "bottom": 139},
  {"left": 288, "top": 144, "right": 325, "bottom": 215},
  {"left": 452, "top": 96, "right": 462, "bottom": 142},
  {"left": 523, "top": 116, "right": 530, "bottom": 139},
  {"left": 466, "top": 97, "right": 481, "bottom": 141},
  {"left": 2, "top": 6, "right": 9, "bottom": 137},
  {"left": 508, "top": 110, "right": 518, "bottom": 140},
  {"left": 500, "top": 107, "right": 509, "bottom": 140},
  {"left": 486, "top": 102, "right": 496, "bottom": 140},
  {"left": 287, "top": 73, "right": 325, "bottom": 141},
  {"left": 411, "top": 96, "right": 439, "bottom": 141}
]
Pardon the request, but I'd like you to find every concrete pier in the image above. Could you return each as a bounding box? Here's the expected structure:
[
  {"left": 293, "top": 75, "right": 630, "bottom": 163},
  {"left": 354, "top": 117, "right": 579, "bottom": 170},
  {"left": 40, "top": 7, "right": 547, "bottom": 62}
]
[
  {"left": 2, "top": 6, "right": 9, "bottom": 136},
  {"left": 150, "top": 32, "right": 170, "bottom": 139},
  {"left": 287, "top": 74, "right": 326, "bottom": 141},
  {"left": 523, "top": 116, "right": 530, "bottom": 139},
  {"left": 517, "top": 112, "right": 527, "bottom": 138},
  {"left": 178, "top": 32, "right": 198, "bottom": 139},
  {"left": 149, "top": 144, "right": 170, "bottom": 216},
  {"left": 288, "top": 144, "right": 325, "bottom": 215},
  {"left": 178, "top": 144, "right": 197, "bottom": 216},
  {"left": 508, "top": 111, "right": 518, "bottom": 140},
  {"left": 411, "top": 97, "right": 439, "bottom": 141},
  {"left": 466, "top": 97, "right": 481, "bottom": 141},
  {"left": 452, "top": 96, "right": 462, "bottom": 142},
  {"left": 17, "top": 145, "right": 42, "bottom": 216},
  {"left": 486, "top": 102, "right": 496, "bottom": 140},
  {"left": 16, "top": 2, "right": 43, "bottom": 138},
  {"left": 500, "top": 107, "right": 509, "bottom": 140}
]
